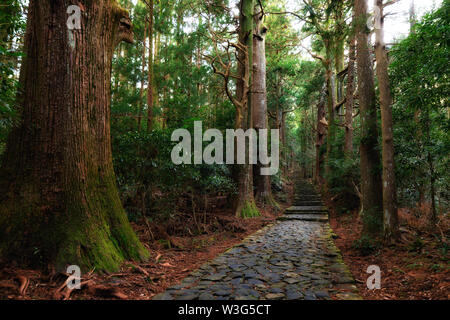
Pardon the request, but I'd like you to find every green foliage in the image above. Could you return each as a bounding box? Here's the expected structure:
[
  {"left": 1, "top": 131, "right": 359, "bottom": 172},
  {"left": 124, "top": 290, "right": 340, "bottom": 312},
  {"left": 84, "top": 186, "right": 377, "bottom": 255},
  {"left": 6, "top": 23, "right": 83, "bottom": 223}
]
[
  {"left": 409, "top": 236, "right": 425, "bottom": 252},
  {"left": 0, "top": 0, "right": 25, "bottom": 152},
  {"left": 352, "top": 235, "right": 379, "bottom": 256},
  {"left": 390, "top": 0, "right": 450, "bottom": 208},
  {"left": 112, "top": 128, "right": 235, "bottom": 219}
]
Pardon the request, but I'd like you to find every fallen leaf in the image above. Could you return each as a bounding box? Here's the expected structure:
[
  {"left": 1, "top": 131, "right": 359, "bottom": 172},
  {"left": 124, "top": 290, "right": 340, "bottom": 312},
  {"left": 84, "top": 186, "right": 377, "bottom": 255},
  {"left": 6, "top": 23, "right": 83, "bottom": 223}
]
[{"left": 160, "top": 262, "right": 174, "bottom": 268}]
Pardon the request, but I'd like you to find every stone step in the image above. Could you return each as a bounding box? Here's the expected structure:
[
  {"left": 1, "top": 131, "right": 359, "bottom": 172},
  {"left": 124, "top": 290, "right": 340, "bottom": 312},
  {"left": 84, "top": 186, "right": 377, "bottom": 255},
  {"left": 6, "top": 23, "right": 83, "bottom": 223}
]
[
  {"left": 285, "top": 206, "right": 328, "bottom": 213},
  {"left": 293, "top": 201, "right": 324, "bottom": 206},
  {"left": 278, "top": 214, "right": 329, "bottom": 223},
  {"left": 294, "top": 195, "right": 321, "bottom": 199}
]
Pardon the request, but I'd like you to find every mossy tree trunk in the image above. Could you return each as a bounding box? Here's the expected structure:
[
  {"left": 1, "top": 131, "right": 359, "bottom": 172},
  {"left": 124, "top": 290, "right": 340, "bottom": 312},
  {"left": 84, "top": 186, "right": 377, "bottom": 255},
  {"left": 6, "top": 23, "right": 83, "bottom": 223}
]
[
  {"left": 355, "top": 0, "right": 383, "bottom": 236},
  {"left": 233, "top": 0, "right": 259, "bottom": 218},
  {"left": 0, "top": 0, "right": 149, "bottom": 272}
]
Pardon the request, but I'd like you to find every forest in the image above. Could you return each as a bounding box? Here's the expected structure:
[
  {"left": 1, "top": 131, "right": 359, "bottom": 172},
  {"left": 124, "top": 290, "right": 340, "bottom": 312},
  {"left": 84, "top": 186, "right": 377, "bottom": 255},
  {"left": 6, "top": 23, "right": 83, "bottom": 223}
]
[{"left": 0, "top": 0, "right": 448, "bottom": 302}]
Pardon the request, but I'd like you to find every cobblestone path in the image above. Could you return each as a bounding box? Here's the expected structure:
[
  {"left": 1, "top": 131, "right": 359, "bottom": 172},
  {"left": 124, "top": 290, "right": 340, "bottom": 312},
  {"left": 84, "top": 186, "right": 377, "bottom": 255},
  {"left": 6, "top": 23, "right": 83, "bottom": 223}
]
[{"left": 153, "top": 180, "right": 361, "bottom": 300}]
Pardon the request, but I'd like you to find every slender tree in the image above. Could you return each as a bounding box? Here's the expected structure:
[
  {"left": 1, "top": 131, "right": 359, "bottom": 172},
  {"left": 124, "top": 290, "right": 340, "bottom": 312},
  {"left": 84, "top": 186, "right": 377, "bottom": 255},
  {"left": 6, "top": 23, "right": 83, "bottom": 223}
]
[
  {"left": 315, "top": 89, "right": 327, "bottom": 184},
  {"left": 374, "top": 0, "right": 399, "bottom": 239},
  {"left": 146, "top": 0, "right": 155, "bottom": 131},
  {"left": 344, "top": 9, "right": 356, "bottom": 156},
  {"left": 138, "top": 18, "right": 147, "bottom": 132}
]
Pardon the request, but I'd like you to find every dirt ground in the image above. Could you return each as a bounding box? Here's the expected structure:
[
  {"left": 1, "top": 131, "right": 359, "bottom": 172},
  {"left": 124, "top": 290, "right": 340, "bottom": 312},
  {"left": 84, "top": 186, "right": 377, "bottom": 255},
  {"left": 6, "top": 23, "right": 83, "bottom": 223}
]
[
  {"left": 1, "top": 180, "right": 448, "bottom": 300},
  {"left": 330, "top": 207, "right": 449, "bottom": 300}
]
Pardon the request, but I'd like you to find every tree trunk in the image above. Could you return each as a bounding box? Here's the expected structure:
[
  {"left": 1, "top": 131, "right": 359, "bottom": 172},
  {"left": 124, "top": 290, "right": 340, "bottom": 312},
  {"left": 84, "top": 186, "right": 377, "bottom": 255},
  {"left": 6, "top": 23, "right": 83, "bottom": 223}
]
[
  {"left": 424, "top": 107, "right": 437, "bottom": 226},
  {"left": 374, "top": 0, "right": 399, "bottom": 240},
  {"left": 0, "top": 0, "right": 149, "bottom": 272},
  {"left": 333, "top": 0, "right": 346, "bottom": 114},
  {"left": 355, "top": 0, "right": 383, "bottom": 236},
  {"left": 252, "top": 10, "right": 276, "bottom": 207},
  {"left": 146, "top": 0, "right": 154, "bottom": 132},
  {"left": 138, "top": 19, "right": 147, "bottom": 132},
  {"left": 315, "top": 90, "right": 327, "bottom": 185},
  {"left": 344, "top": 23, "right": 356, "bottom": 156},
  {"left": 409, "top": 0, "right": 417, "bottom": 34},
  {"left": 281, "top": 111, "right": 287, "bottom": 175},
  {"left": 324, "top": 41, "right": 335, "bottom": 178},
  {"left": 154, "top": 31, "right": 161, "bottom": 124},
  {"left": 233, "top": 0, "right": 259, "bottom": 218}
]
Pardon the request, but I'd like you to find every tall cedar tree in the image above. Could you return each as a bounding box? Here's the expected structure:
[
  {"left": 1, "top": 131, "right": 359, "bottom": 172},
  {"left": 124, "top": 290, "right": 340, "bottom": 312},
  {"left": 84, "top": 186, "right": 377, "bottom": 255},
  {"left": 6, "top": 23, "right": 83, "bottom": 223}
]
[
  {"left": 233, "top": 0, "right": 260, "bottom": 218},
  {"left": 355, "top": 0, "right": 383, "bottom": 235},
  {"left": 374, "top": 0, "right": 399, "bottom": 239},
  {"left": 0, "top": 0, "right": 149, "bottom": 271}
]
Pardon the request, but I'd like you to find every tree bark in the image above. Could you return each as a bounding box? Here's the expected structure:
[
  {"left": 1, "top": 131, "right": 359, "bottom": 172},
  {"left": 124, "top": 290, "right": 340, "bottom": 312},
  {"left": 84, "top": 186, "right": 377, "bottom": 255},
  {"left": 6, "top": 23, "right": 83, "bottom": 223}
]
[
  {"left": 0, "top": 0, "right": 149, "bottom": 272},
  {"left": 374, "top": 0, "right": 399, "bottom": 240},
  {"left": 355, "top": 0, "right": 383, "bottom": 236},
  {"left": 138, "top": 18, "right": 147, "bottom": 132},
  {"left": 344, "top": 24, "right": 356, "bottom": 156},
  {"left": 324, "top": 40, "right": 335, "bottom": 178},
  {"left": 409, "top": 0, "right": 416, "bottom": 34},
  {"left": 252, "top": 10, "right": 275, "bottom": 207},
  {"left": 233, "top": 0, "right": 259, "bottom": 218},
  {"left": 315, "top": 89, "right": 327, "bottom": 185},
  {"left": 146, "top": 0, "right": 154, "bottom": 132}
]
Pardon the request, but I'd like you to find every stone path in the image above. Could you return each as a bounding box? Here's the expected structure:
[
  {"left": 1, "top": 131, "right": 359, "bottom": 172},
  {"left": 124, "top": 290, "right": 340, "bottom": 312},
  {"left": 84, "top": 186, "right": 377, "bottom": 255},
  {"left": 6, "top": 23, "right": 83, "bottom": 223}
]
[{"left": 153, "top": 180, "right": 361, "bottom": 300}]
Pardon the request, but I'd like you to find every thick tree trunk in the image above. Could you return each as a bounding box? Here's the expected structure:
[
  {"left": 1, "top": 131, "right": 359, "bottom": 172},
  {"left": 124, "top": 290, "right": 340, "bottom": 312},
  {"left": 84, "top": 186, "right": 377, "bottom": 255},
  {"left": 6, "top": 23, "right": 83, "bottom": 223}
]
[
  {"left": 355, "top": 0, "right": 383, "bottom": 236},
  {"left": 344, "top": 29, "right": 356, "bottom": 156},
  {"left": 252, "top": 10, "right": 276, "bottom": 207},
  {"left": 233, "top": 0, "right": 259, "bottom": 218},
  {"left": 0, "top": 0, "right": 149, "bottom": 272},
  {"left": 374, "top": 0, "right": 399, "bottom": 240},
  {"left": 147, "top": 0, "right": 154, "bottom": 132}
]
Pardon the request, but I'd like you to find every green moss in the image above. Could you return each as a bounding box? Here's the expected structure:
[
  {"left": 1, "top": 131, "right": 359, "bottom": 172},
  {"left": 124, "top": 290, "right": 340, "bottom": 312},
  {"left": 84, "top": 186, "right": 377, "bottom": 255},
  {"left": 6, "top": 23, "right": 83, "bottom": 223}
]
[
  {"left": 240, "top": 200, "right": 261, "bottom": 219},
  {"left": 0, "top": 165, "right": 149, "bottom": 273}
]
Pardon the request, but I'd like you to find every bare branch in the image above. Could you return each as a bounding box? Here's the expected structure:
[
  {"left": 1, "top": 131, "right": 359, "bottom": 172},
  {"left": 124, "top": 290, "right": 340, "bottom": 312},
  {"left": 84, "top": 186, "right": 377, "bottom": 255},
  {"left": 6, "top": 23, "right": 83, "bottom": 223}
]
[{"left": 383, "top": 0, "right": 401, "bottom": 9}]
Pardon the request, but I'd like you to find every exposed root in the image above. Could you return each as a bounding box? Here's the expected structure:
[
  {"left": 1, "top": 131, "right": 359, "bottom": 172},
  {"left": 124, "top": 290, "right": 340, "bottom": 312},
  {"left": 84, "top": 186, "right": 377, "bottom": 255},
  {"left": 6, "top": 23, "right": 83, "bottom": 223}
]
[{"left": 16, "top": 275, "right": 29, "bottom": 296}]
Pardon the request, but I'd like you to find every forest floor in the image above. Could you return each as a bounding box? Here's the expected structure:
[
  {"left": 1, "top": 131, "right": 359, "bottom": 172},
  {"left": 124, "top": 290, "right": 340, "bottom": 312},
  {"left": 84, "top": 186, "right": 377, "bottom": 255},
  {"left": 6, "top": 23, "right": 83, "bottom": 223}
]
[
  {"left": 1, "top": 179, "right": 448, "bottom": 300},
  {"left": 0, "top": 184, "right": 292, "bottom": 300},
  {"left": 329, "top": 205, "right": 450, "bottom": 300}
]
